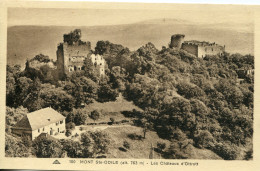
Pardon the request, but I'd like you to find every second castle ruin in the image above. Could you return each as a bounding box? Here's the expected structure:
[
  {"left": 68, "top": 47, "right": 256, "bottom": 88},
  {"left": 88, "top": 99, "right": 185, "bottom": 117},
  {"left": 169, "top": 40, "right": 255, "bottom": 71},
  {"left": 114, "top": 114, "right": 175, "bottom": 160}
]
[{"left": 170, "top": 34, "right": 225, "bottom": 58}]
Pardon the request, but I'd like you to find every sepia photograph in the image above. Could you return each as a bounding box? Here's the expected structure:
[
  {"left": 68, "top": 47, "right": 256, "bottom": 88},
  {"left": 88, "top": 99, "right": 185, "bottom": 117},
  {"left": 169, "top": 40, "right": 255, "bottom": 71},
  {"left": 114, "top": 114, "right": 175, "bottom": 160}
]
[{"left": 1, "top": 1, "right": 260, "bottom": 170}]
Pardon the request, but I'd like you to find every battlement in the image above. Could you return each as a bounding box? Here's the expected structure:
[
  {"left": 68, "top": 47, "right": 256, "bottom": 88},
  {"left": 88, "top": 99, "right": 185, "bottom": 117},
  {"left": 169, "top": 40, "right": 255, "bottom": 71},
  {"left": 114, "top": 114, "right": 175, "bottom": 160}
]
[
  {"left": 183, "top": 40, "right": 224, "bottom": 48},
  {"left": 171, "top": 34, "right": 185, "bottom": 39}
]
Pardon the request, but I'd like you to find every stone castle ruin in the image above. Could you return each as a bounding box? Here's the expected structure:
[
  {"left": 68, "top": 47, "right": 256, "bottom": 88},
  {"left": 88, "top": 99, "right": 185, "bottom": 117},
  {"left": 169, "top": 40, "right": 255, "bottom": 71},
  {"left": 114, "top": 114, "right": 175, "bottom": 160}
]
[
  {"left": 56, "top": 30, "right": 224, "bottom": 79},
  {"left": 56, "top": 29, "right": 105, "bottom": 78},
  {"left": 170, "top": 34, "right": 225, "bottom": 58}
]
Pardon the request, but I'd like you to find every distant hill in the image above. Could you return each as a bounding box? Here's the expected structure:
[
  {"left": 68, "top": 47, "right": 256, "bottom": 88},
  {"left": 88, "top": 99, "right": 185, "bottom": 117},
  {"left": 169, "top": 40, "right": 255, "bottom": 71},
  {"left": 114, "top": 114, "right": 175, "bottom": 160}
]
[{"left": 7, "top": 19, "right": 254, "bottom": 67}]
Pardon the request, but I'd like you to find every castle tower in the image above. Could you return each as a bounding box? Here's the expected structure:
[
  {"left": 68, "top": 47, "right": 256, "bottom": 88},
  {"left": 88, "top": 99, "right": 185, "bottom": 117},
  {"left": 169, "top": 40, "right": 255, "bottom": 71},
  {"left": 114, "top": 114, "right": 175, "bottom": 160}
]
[
  {"left": 169, "top": 34, "right": 185, "bottom": 49},
  {"left": 56, "top": 29, "right": 91, "bottom": 79},
  {"left": 56, "top": 29, "right": 106, "bottom": 79}
]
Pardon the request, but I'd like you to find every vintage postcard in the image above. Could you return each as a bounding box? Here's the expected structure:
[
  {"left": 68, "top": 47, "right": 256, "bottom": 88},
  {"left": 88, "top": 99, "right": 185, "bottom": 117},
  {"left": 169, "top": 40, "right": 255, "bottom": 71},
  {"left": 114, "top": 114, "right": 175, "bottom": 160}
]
[{"left": 0, "top": 1, "right": 260, "bottom": 171}]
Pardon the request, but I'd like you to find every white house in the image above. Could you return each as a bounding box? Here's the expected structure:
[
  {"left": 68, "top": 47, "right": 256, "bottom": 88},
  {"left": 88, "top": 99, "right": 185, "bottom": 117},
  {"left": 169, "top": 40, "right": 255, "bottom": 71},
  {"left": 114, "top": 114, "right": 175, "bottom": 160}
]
[{"left": 11, "top": 107, "right": 66, "bottom": 140}]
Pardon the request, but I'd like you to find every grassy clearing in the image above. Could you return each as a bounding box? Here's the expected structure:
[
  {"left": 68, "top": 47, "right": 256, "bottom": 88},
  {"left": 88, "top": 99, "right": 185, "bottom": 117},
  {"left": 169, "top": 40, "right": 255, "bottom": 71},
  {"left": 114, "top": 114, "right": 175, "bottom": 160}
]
[
  {"left": 99, "top": 125, "right": 221, "bottom": 159},
  {"left": 85, "top": 96, "right": 142, "bottom": 124},
  {"left": 86, "top": 111, "right": 129, "bottom": 124},
  {"left": 103, "top": 126, "right": 168, "bottom": 159},
  {"left": 183, "top": 145, "right": 221, "bottom": 159},
  {"left": 86, "top": 97, "right": 142, "bottom": 114}
]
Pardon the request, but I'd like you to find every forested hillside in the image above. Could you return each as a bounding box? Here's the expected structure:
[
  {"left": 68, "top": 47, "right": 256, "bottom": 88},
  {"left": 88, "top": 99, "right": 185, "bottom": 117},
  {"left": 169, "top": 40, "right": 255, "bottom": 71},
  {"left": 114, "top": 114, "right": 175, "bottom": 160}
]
[{"left": 6, "top": 40, "right": 254, "bottom": 160}]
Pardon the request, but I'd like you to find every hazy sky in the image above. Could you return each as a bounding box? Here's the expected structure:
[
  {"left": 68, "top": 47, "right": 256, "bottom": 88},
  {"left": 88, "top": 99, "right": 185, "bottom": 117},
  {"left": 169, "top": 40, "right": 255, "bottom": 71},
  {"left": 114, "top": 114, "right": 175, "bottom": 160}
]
[{"left": 8, "top": 4, "right": 254, "bottom": 26}]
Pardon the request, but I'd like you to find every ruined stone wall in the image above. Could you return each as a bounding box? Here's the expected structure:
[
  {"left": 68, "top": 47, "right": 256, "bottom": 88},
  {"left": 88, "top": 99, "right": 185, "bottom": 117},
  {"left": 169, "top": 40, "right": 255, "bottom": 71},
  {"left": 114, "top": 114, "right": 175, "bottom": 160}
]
[
  {"left": 181, "top": 43, "right": 198, "bottom": 56},
  {"left": 90, "top": 54, "right": 105, "bottom": 76},
  {"left": 197, "top": 45, "right": 224, "bottom": 58},
  {"left": 182, "top": 43, "right": 224, "bottom": 58},
  {"left": 63, "top": 42, "right": 91, "bottom": 74},
  {"left": 56, "top": 44, "right": 65, "bottom": 78}
]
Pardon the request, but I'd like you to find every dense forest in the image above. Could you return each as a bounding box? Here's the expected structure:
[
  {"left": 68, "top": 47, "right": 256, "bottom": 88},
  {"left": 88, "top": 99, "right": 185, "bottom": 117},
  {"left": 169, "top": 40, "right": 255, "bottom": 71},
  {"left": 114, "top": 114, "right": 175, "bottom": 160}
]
[{"left": 5, "top": 40, "right": 254, "bottom": 160}]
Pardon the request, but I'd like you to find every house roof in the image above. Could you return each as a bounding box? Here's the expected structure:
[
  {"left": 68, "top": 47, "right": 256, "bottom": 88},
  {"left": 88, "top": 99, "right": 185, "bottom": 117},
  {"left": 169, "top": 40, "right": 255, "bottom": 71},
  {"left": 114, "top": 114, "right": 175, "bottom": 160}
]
[
  {"left": 13, "top": 107, "right": 65, "bottom": 131},
  {"left": 12, "top": 116, "right": 32, "bottom": 130}
]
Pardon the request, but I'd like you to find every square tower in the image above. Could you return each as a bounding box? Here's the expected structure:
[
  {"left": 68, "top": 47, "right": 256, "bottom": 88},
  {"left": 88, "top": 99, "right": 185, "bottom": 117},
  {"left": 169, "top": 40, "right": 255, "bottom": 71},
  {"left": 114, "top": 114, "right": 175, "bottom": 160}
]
[{"left": 56, "top": 29, "right": 91, "bottom": 78}]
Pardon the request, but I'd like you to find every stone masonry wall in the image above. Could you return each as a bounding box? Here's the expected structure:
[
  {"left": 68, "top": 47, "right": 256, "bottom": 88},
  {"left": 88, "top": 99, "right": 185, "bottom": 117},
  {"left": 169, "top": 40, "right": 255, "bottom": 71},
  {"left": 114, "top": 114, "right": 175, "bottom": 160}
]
[
  {"left": 90, "top": 54, "right": 105, "bottom": 76},
  {"left": 197, "top": 45, "right": 225, "bottom": 58},
  {"left": 182, "top": 43, "right": 225, "bottom": 58},
  {"left": 181, "top": 43, "right": 198, "bottom": 56},
  {"left": 170, "top": 34, "right": 185, "bottom": 49},
  {"left": 62, "top": 42, "right": 91, "bottom": 75},
  {"left": 57, "top": 44, "right": 65, "bottom": 78}
]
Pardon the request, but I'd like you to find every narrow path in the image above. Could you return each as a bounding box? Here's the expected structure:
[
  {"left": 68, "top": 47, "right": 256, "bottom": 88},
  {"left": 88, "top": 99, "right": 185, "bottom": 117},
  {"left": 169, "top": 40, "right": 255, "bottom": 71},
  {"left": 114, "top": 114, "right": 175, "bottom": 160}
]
[
  {"left": 79, "top": 124, "right": 133, "bottom": 131},
  {"left": 54, "top": 124, "right": 134, "bottom": 140}
]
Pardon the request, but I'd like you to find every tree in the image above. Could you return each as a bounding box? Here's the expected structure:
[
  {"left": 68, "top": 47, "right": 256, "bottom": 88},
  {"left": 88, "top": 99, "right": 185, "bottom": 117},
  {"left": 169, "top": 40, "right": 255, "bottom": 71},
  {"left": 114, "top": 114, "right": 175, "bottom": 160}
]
[
  {"left": 156, "top": 142, "right": 166, "bottom": 153},
  {"left": 61, "top": 139, "right": 83, "bottom": 158},
  {"left": 110, "top": 117, "right": 115, "bottom": 124},
  {"left": 72, "top": 76, "right": 98, "bottom": 107},
  {"left": 6, "top": 106, "right": 28, "bottom": 127},
  {"left": 194, "top": 130, "right": 215, "bottom": 149},
  {"left": 66, "top": 108, "right": 88, "bottom": 126},
  {"left": 176, "top": 81, "right": 206, "bottom": 100},
  {"left": 158, "top": 97, "right": 194, "bottom": 135},
  {"left": 23, "top": 82, "right": 75, "bottom": 112},
  {"left": 90, "top": 110, "right": 100, "bottom": 123},
  {"left": 190, "top": 99, "right": 209, "bottom": 132},
  {"left": 244, "top": 149, "right": 253, "bottom": 160},
  {"left": 123, "top": 140, "right": 130, "bottom": 150},
  {"left": 80, "top": 131, "right": 110, "bottom": 158},
  {"left": 215, "top": 79, "right": 244, "bottom": 106},
  {"left": 39, "top": 65, "right": 55, "bottom": 83},
  {"left": 109, "top": 66, "right": 127, "bottom": 91},
  {"left": 6, "top": 65, "right": 19, "bottom": 106},
  {"left": 40, "top": 84, "right": 75, "bottom": 112},
  {"left": 137, "top": 42, "right": 158, "bottom": 61},
  {"left": 73, "top": 109, "right": 87, "bottom": 125},
  {"left": 66, "top": 112, "right": 75, "bottom": 124},
  {"left": 95, "top": 41, "right": 108, "bottom": 55},
  {"left": 5, "top": 133, "right": 30, "bottom": 157},
  {"left": 83, "top": 57, "right": 99, "bottom": 82},
  {"left": 32, "top": 136, "right": 64, "bottom": 158},
  {"left": 23, "top": 78, "right": 43, "bottom": 112},
  {"left": 242, "top": 88, "right": 253, "bottom": 108},
  {"left": 65, "top": 129, "right": 72, "bottom": 137},
  {"left": 165, "top": 142, "right": 189, "bottom": 159},
  {"left": 63, "top": 81, "right": 75, "bottom": 95},
  {"left": 31, "top": 54, "right": 50, "bottom": 63},
  {"left": 140, "top": 117, "right": 152, "bottom": 139},
  {"left": 163, "top": 129, "right": 193, "bottom": 159},
  {"left": 14, "top": 77, "right": 33, "bottom": 107},
  {"left": 97, "top": 83, "right": 119, "bottom": 102},
  {"left": 66, "top": 122, "right": 76, "bottom": 130},
  {"left": 21, "top": 135, "right": 33, "bottom": 147},
  {"left": 213, "top": 142, "right": 238, "bottom": 160}
]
